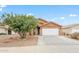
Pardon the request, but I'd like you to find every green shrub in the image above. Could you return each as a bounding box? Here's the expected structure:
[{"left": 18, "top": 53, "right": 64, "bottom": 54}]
[{"left": 2, "top": 13, "right": 38, "bottom": 39}]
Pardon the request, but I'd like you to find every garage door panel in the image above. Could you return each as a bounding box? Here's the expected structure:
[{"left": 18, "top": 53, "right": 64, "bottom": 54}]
[{"left": 42, "top": 28, "right": 59, "bottom": 35}]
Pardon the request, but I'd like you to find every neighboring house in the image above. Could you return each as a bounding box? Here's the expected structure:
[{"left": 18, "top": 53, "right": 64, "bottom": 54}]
[
  {"left": 61, "top": 24, "right": 79, "bottom": 36},
  {"left": 0, "top": 18, "right": 62, "bottom": 35},
  {"left": 0, "top": 26, "right": 8, "bottom": 34},
  {"left": 0, "top": 25, "right": 17, "bottom": 35}
]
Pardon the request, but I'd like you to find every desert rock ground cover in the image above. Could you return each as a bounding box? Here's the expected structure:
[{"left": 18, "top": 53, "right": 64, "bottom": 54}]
[{"left": 0, "top": 35, "right": 38, "bottom": 47}]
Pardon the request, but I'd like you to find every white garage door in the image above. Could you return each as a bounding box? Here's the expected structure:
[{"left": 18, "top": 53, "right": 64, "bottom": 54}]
[{"left": 42, "top": 28, "right": 59, "bottom": 35}]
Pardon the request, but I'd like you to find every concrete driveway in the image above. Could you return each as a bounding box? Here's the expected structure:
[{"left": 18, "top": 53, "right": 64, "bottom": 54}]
[{"left": 38, "top": 35, "right": 79, "bottom": 45}]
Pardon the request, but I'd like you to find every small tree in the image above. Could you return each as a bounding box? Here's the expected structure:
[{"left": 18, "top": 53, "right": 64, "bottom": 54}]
[{"left": 2, "top": 13, "right": 38, "bottom": 39}]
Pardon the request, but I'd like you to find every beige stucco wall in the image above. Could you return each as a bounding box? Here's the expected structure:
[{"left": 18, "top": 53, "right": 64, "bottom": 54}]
[
  {"left": 40, "top": 23, "right": 61, "bottom": 35},
  {"left": 0, "top": 28, "right": 8, "bottom": 34},
  {"left": 59, "top": 28, "right": 72, "bottom": 36}
]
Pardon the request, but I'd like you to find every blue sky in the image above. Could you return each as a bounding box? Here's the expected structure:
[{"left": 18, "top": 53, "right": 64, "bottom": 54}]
[{"left": 0, "top": 5, "right": 79, "bottom": 26}]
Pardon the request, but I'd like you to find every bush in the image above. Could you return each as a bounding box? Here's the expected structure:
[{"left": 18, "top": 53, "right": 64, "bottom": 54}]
[
  {"left": 0, "top": 33, "right": 7, "bottom": 35},
  {"left": 71, "top": 32, "right": 79, "bottom": 39},
  {"left": 76, "top": 35, "right": 79, "bottom": 40}
]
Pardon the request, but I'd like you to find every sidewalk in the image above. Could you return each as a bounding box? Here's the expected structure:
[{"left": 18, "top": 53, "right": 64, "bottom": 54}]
[{"left": 0, "top": 45, "right": 79, "bottom": 53}]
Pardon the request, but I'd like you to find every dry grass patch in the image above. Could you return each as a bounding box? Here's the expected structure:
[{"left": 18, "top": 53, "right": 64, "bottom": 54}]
[{"left": 0, "top": 35, "right": 38, "bottom": 47}]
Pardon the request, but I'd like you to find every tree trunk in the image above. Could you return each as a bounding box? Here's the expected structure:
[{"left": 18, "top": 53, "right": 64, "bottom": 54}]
[{"left": 19, "top": 32, "right": 26, "bottom": 39}]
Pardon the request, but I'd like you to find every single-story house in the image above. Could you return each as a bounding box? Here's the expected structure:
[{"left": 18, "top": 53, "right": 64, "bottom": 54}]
[
  {"left": 0, "top": 25, "right": 17, "bottom": 35},
  {"left": 0, "top": 26, "right": 8, "bottom": 34},
  {"left": 61, "top": 24, "right": 79, "bottom": 36},
  {"left": 0, "top": 18, "right": 62, "bottom": 36},
  {"left": 30, "top": 18, "right": 62, "bottom": 35}
]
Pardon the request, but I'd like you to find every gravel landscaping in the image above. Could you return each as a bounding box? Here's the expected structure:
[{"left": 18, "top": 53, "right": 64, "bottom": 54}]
[{"left": 0, "top": 35, "right": 38, "bottom": 47}]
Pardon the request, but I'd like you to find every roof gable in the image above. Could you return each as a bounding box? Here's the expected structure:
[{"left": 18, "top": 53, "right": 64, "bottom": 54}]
[
  {"left": 41, "top": 22, "right": 62, "bottom": 28},
  {"left": 38, "top": 18, "right": 48, "bottom": 26},
  {"left": 63, "top": 24, "right": 79, "bottom": 29},
  {"left": 38, "top": 18, "right": 62, "bottom": 28}
]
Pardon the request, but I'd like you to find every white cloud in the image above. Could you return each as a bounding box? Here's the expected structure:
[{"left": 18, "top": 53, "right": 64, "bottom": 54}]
[
  {"left": 69, "top": 14, "right": 77, "bottom": 17},
  {"left": 50, "top": 19, "right": 55, "bottom": 21},
  {"left": 50, "top": 17, "right": 57, "bottom": 21},
  {"left": 0, "top": 5, "right": 6, "bottom": 12},
  {"left": 0, "top": 5, "right": 6, "bottom": 8},
  {"left": 0, "top": 8, "right": 2, "bottom": 11},
  {"left": 27, "top": 13, "right": 34, "bottom": 16},
  {"left": 27, "top": 13, "right": 33, "bottom": 15},
  {"left": 60, "top": 17, "right": 65, "bottom": 19}
]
